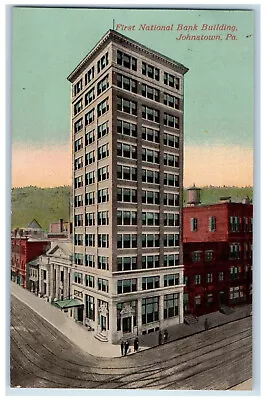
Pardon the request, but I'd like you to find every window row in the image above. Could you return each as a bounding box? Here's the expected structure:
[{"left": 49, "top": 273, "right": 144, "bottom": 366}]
[{"left": 73, "top": 272, "right": 109, "bottom": 292}]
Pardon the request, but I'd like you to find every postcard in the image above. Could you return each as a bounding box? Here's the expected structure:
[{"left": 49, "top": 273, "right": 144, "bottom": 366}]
[{"left": 9, "top": 6, "right": 255, "bottom": 393}]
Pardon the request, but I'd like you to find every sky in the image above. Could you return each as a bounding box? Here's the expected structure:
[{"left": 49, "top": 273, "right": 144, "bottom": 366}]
[{"left": 11, "top": 7, "right": 254, "bottom": 188}]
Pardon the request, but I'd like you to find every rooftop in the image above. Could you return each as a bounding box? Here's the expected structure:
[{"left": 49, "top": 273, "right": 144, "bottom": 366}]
[{"left": 67, "top": 29, "right": 189, "bottom": 82}]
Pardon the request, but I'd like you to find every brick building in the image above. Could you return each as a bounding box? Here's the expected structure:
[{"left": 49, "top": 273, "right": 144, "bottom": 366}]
[
  {"left": 183, "top": 188, "right": 253, "bottom": 317},
  {"left": 67, "top": 29, "right": 188, "bottom": 343},
  {"left": 11, "top": 233, "right": 49, "bottom": 288}
]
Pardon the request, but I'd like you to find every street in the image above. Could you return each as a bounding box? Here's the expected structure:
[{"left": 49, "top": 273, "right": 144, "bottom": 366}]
[{"left": 10, "top": 295, "right": 252, "bottom": 390}]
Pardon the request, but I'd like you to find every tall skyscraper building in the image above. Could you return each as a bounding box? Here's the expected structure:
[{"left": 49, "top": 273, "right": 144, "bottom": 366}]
[{"left": 67, "top": 29, "right": 189, "bottom": 343}]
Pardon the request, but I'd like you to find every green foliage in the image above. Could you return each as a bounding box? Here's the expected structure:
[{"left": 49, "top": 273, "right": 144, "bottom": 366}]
[
  {"left": 11, "top": 185, "right": 253, "bottom": 231},
  {"left": 11, "top": 186, "right": 71, "bottom": 231}
]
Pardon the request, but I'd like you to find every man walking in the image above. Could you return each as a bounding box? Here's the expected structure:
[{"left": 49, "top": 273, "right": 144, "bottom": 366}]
[
  {"left": 158, "top": 331, "right": 163, "bottom": 345},
  {"left": 124, "top": 340, "right": 129, "bottom": 355},
  {"left": 163, "top": 329, "right": 168, "bottom": 343}
]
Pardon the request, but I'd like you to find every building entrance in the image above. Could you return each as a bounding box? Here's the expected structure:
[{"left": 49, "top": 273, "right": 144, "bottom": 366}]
[
  {"left": 219, "top": 291, "right": 226, "bottom": 305},
  {"left": 122, "top": 316, "right": 132, "bottom": 333},
  {"left": 101, "top": 315, "right": 107, "bottom": 331}
]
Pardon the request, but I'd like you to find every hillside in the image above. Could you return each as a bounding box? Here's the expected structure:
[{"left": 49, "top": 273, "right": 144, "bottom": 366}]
[
  {"left": 11, "top": 185, "right": 253, "bottom": 231},
  {"left": 11, "top": 186, "right": 71, "bottom": 231}
]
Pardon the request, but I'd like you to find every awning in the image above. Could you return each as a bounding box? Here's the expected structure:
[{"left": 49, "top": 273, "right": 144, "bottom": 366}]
[{"left": 52, "top": 298, "right": 84, "bottom": 309}]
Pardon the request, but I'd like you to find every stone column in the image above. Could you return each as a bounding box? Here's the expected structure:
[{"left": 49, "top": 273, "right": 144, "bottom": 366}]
[
  {"left": 50, "top": 264, "right": 54, "bottom": 301},
  {"left": 56, "top": 265, "right": 60, "bottom": 300},
  {"left": 63, "top": 267, "right": 68, "bottom": 299}
]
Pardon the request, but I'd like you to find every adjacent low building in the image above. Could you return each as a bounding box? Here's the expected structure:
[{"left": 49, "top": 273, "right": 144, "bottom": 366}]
[{"left": 183, "top": 187, "right": 253, "bottom": 317}]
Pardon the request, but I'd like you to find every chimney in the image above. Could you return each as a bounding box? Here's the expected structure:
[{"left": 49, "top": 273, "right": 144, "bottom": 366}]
[{"left": 59, "top": 219, "right": 64, "bottom": 233}]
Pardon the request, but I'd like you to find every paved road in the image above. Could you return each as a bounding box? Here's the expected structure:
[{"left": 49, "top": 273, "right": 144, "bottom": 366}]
[{"left": 10, "top": 295, "right": 252, "bottom": 390}]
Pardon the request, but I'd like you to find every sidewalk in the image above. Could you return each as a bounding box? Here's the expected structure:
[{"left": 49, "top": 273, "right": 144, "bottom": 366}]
[
  {"left": 11, "top": 281, "right": 252, "bottom": 358},
  {"left": 10, "top": 282, "right": 122, "bottom": 358},
  {"left": 138, "top": 304, "right": 252, "bottom": 349}
]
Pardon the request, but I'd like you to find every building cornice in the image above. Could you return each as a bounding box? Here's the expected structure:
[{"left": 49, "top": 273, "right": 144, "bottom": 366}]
[{"left": 67, "top": 29, "right": 189, "bottom": 82}]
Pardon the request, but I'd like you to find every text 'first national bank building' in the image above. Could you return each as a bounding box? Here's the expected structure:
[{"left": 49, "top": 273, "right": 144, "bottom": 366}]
[{"left": 67, "top": 29, "right": 189, "bottom": 343}]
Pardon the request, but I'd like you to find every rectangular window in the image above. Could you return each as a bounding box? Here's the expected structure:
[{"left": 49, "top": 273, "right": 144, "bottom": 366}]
[
  {"left": 85, "top": 109, "right": 95, "bottom": 125},
  {"left": 164, "top": 192, "right": 179, "bottom": 207},
  {"left": 142, "top": 297, "right": 159, "bottom": 325},
  {"left": 142, "top": 105, "right": 159, "bottom": 123},
  {"left": 209, "top": 216, "right": 216, "bottom": 232},
  {"left": 117, "top": 73, "right": 137, "bottom": 93},
  {"left": 97, "top": 52, "right": 108, "bottom": 73},
  {"left": 164, "top": 133, "right": 179, "bottom": 148},
  {"left": 85, "top": 234, "right": 95, "bottom": 247},
  {"left": 117, "top": 256, "right": 137, "bottom": 271},
  {"left": 206, "top": 273, "right": 213, "bottom": 283},
  {"left": 85, "top": 129, "right": 95, "bottom": 146},
  {"left": 97, "top": 166, "right": 109, "bottom": 182},
  {"left": 164, "top": 72, "right": 180, "bottom": 89},
  {"left": 85, "top": 151, "right": 95, "bottom": 165},
  {"left": 85, "top": 274, "right": 95, "bottom": 288},
  {"left": 74, "top": 253, "right": 83, "bottom": 266},
  {"left": 74, "top": 138, "right": 83, "bottom": 152},
  {"left": 85, "top": 255, "right": 95, "bottom": 268},
  {"left": 74, "top": 214, "right": 83, "bottom": 227},
  {"left": 229, "top": 243, "right": 241, "bottom": 259},
  {"left": 73, "top": 79, "right": 82, "bottom": 96},
  {"left": 205, "top": 250, "right": 214, "bottom": 261},
  {"left": 164, "top": 293, "right": 179, "bottom": 319},
  {"left": 164, "top": 274, "right": 179, "bottom": 287},
  {"left": 164, "top": 173, "right": 179, "bottom": 187},
  {"left": 74, "top": 156, "right": 83, "bottom": 170},
  {"left": 164, "top": 234, "right": 179, "bottom": 247},
  {"left": 74, "top": 194, "right": 83, "bottom": 207},
  {"left": 142, "top": 276, "right": 160, "bottom": 290},
  {"left": 142, "top": 126, "right": 160, "bottom": 143},
  {"left": 74, "top": 99, "right": 83, "bottom": 116},
  {"left": 85, "top": 294, "right": 95, "bottom": 321},
  {"left": 164, "top": 113, "right": 179, "bottom": 129},
  {"left": 163, "top": 254, "right": 179, "bottom": 267},
  {"left": 98, "top": 256, "right": 109, "bottom": 270},
  {"left": 142, "top": 84, "right": 159, "bottom": 101},
  {"left": 164, "top": 153, "right": 179, "bottom": 168},
  {"left": 117, "top": 119, "right": 137, "bottom": 138},
  {"left": 117, "top": 142, "right": 137, "bottom": 159},
  {"left": 117, "top": 234, "right": 137, "bottom": 249},
  {"left": 218, "top": 272, "right": 224, "bottom": 281},
  {"left": 117, "top": 165, "right": 137, "bottom": 181},
  {"left": 97, "top": 188, "right": 109, "bottom": 203},
  {"left": 74, "top": 272, "right": 83, "bottom": 284},
  {"left": 117, "top": 278, "right": 137, "bottom": 294},
  {"left": 98, "top": 143, "right": 109, "bottom": 160},
  {"left": 97, "top": 98, "right": 109, "bottom": 117},
  {"left": 142, "top": 255, "right": 159, "bottom": 269},
  {"left": 192, "top": 251, "right": 201, "bottom": 262},
  {"left": 117, "top": 50, "right": 137, "bottom": 70},
  {"left": 97, "top": 211, "right": 109, "bottom": 225},
  {"left": 194, "top": 274, "right": 201, "bottom": 285},
  {"left": 85, "top": 87, "right": 95, "bottom": 106},
  {"left": 117, "top": 187, "right": 137, "bottom": 203},
  {"left": 98, "top": 234, "right": 109, "bottom": 248},
  {"left": 142, "top": 148, "right": 159, "bottom": 164},
  {"left": 74, "top": 175, "right": 83, "bottom": 189},
  {"left": 164, "top": 213, "right": 180, "bottom": 227},
  {"left": 85, "top": 66, "right": 94, "bottom": 85},
  {"left": 117, "top": 96, "right": 137, "bottom": 115},
  {"left": 142, "top": 169, "right": 159, "bottom": 184},
  {"left": 117, "top": 210, "right": 137, "bottom": 225},
  {"left": 85, "top": 212, "right": 95, "bottom": 226},
  {"left": 85, "top": 171, "right": 95, "bottom": 185},
  {"left": 229, "top": 216, "right": 241, "bottom": 232},
  {"left": 74, "top": 234, "right": 83, "bottom": 246},
  {"left": 190, "top": 217, "right": 198, "bottom": 232},
  {"left": 85, "top": 191, "right": 95, "bottom": 205},
  {"left": 142, "top": 212, "right": 159, "bottom": 226},
  {"left": 142, "top": 234, "right": 160, "bottom": 248},
  {"left": 163, "top": 93, "right": 180, "bottom": 109},
  {"left": 97, "top": 74, "right": 109, "bottom": 95},
  {"left": 142, "top": 190, "right": 160, "bottom": 205},
  {"left": 98, "top": 278, "right": 109, "bottom": 293},
  {"left": 74, "top": 118, "right": 83, "bottom": 134},
  {"left": 97, "top": 121, "right": 109, "bottom": 139},
  {"left": 142, "top": 62, "right": 160, "bottom": 81}
]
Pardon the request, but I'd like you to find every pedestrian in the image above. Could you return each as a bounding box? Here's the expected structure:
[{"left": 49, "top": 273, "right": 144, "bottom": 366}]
[
  {"left": 163, "top": 329, "right": 168, "bottom": 342},
  {"left": 120, "top": 340, "right": 124, "bottom": 356},
  {"left": 134, "top": 337, "right": 139, "bottom": 352},
  {"left": 204, "top": 318, "right": 209, "bottom": 331},
  {"left": 124, "top": 340, "right": 129, "bottom": 355},
  {"left": 158, "top": 331, "right": 163, "bottom": 345}
]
